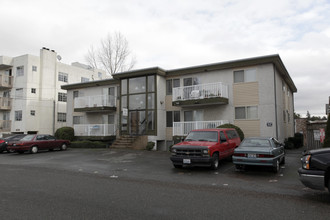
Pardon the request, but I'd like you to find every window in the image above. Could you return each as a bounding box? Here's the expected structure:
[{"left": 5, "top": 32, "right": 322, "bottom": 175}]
[
  {"left": 81, "top": 77, "right": 89, "bottom": 82},
  {"left": 58, "top": 72, "right": 68, "bottom": 82},
  {"left": 234, "top": 69, "right": 256, "bottom": 83},
  {"left": 15, "top": 111, "right": 22, "bottom": 121},
  {"left": 58, "top": 92, "right": 67, "bottom": 102},
  {"left": 166, "top": 78, "right": 180, "bottom": 95},
  {"left": 73, "top": 91, "right": 79, "bottom": 99},
  {"left": 184, "top": 77, "right": 199, "bottom": 86},
  {"left": 32, "top": 66, "right": 37, "bottom": 72},
  {"left": 16, "top": 66, "right": 24, "bottom": 77},
  {"left": 73, "top": 116, "right": 82, "bottom": 124},
  {"left": 166, "top": 111, "right": 181, "bottom": 127},
  {"left": 15, "top": 88, "right": 23, "bottom": 99},
  {"left": 98, "top": 72, "right": 102, "bottom": 78},
  {"left": 31, "top": 88, "right": 36, "bottom": 94},
  {"left": 57, "top": 113, "right": 66, "bottom": 122},
  {"left": 235, "top": 106, "right": 258, "bottom": 119},
  {"left": 30, "top": 110, "right": 36, "bottom": 116}
]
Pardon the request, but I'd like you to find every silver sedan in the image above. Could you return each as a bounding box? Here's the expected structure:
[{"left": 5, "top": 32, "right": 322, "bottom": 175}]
[{"left": 233, "top": 137, "right": 285, "bottom": 173}]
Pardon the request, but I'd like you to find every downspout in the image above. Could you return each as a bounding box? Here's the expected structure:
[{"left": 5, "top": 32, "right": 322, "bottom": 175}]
[{"left": 273, "top": 64, "right": 278, "bottom": 139}]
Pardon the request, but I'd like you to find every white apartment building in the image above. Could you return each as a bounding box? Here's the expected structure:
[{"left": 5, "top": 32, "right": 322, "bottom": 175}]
[
  {"left": 0, "top": 48, "right": 106, "bottom": 136},
  {"left": 63, "top": 55, "right": 297, "bottom": 150}
]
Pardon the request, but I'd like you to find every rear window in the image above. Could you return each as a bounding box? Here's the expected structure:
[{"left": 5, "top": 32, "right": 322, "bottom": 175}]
[
  {"left": 185, "top": 131, "right": 218, "bottom": 142},
  {"left": 241, "top": 139, "right": 271, "bottom": 147}
]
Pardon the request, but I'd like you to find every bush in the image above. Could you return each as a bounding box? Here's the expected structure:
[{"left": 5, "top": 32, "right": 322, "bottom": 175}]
[
  {"left": 284, "top": 133, "right": 303, "bottom": 149},
  {"left": 146, "top": 142, "right": 155, "bottom": 151},
  {"left": 55, "top": 127, "right": 75, "bottom": 141},
  {"left": 70, "top": 140, "right": 108, "bottom": 148},
  {"left": 217, "top": 123, "right": 244, "bottom": 141}
]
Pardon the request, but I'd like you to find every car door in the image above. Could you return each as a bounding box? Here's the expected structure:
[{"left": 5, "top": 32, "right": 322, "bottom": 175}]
[
  {"left": 219, "top": 131, "right": 230, "bottom": 158},
  {"left": 36, "top": 135, "right": 48, "bottom": 150},
  {"left": 46, "top": 135, "right": 57, "bottom": 148}
]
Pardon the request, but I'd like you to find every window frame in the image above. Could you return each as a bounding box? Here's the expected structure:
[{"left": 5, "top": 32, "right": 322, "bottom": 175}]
[
  {"left": 235, "top": 106, "right": 258, "bottom": 120},
  {"left": 58, "top": 92, "right": 67, "bottom": 102},
  {"left": 58, "top": 72, "right": 68, "bottom": 83},
  {"left": 57, "top": 112, "right": 67, "bottom": 122}
]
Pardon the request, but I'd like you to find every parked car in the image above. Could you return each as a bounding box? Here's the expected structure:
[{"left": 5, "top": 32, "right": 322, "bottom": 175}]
[
  {"left": 298, "top": 148, "right": 330, "bottom": 194},
  {"left": 0, "top": 134, "right": 27, "bottom": 153},
  {"left": 170, "top": 128, "right": 241, "bottom": 170},
  {"left": 233, "top": 137, "right": 285, "bottom": 173},
  {"left": 7, "top": 134, "right": 70, "bottom": 154}
]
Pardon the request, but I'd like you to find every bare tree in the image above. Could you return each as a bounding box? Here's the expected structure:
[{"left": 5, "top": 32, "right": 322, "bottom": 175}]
[{"left": 85, "top": 32, "right": 136, "bottom": 76}]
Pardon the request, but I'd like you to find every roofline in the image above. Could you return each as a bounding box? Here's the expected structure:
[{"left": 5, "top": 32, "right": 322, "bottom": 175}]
[
  {"left": 112, "top": 67, "right": 166, "bottom": 79},
  {"left": 61, "top": 78, "right": 119, "bottom": 90}
]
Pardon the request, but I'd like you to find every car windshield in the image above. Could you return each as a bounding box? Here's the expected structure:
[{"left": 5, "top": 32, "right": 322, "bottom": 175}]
[
  {"left": 241, "top": 139, "right": 271, "bottom": 147},
  {"left": 185, "top": 131, "right": 218, "bottom": 142},
  {"left": 20, "top": 135, "right": 35, "bottom": 141}
]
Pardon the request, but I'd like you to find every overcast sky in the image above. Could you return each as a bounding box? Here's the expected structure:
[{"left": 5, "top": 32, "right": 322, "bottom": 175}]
[{"left": 1, "top": 0, "right": 330, "bottom": 117}]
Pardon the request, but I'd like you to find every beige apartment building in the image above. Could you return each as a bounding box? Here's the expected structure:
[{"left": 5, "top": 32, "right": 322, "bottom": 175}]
[
  {"left": 0, "top": 48, "right": 106, "bottom": 136},
  {"left": 62, "top": 54, "right": 297, "bottom": 150}
]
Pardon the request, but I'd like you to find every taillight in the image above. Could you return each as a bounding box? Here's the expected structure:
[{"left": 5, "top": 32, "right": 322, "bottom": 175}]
[
  {"left": 257, "top": 154, "right": 274, "bottom": 158},
  {"left": 234, "top": 153, "right": 247, "bottom": 157},
  {"left": 0, "top": 140, "right": 5, "bottom": 144}
]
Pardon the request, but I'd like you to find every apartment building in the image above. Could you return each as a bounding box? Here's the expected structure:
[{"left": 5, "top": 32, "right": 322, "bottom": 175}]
[
  {"left": 0, "top": 48, "right": 106, "bottom": 136},
  {"left": 62, "top": 55, "right": 297, "bottom": 150}
]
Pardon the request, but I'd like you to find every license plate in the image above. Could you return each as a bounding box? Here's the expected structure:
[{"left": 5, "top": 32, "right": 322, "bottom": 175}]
[
  {"left": 248, "top": 154, "right": 256, "bottom": 158},
  {"left": 183, "top": 159, "right": 191, "bottom": 164}
]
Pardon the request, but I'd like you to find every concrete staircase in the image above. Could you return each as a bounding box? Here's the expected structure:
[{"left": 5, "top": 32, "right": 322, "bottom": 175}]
[{"left": 111, "top": 135, "right": 137, "bottom": 148}]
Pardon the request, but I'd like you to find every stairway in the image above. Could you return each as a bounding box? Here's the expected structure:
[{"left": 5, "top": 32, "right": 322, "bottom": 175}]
[{"left": 111, "top": 135, "right": 137, "bottom": 148}]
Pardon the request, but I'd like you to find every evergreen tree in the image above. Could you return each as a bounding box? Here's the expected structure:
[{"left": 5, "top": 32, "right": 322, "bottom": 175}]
[{"left": 324, "top": 114, "right": 330, "bottom": 148}]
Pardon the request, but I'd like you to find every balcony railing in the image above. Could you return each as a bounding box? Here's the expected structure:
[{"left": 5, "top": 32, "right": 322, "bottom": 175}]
[
  {"left": 0, "top": 97, "right": 12, "bottom": 110},
  {"left": 74, "top": 95, "right": 116, "bottom": 109},
  {"left": 173, "top": 120, "right": 229, "bottom": 136},
  {"left": 172, "top": 82, "right": 228, "bottom": 102},
  {"left": 74, "top": 124, "right": 116, "bottom": 136},
  {"left": 0, "top": 120, "right": 11, "bottom": 132},
  {"left": 0, "top": 75, "right": 13, "bottom": 89}
]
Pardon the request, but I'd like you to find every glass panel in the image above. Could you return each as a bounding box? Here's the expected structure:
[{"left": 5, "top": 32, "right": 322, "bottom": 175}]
[
  {"left": 121, "top": 79, "right": 127, "bottom": 95},
  {"left": 245, "top": 69, "right": 256, "bottom": 82},
  {"left": 129, "top": 77, "right": 146, "bottom": 94},
  {"left": 129, "top": 94, "right": 146, "bottom": 110},
  {"left": 174, "top": 111, "right": 180, "bottom": 122},
  {"left": 147, "top": 111, "right": 155, "bottom": 131},
  {"left": 166, "top": 111, "right": 173, "bottom": 127},
  {"left": 184, "top": 78, "right": 192, "bottom": 86},
  {"left": 184, "top": 111, "right": 193, "bottom": 121},
  {"left": 121, "top": 114, "right": 127, "bottom": 131},
  {"left": 148, "top": 75, "right": 155, "bottom": 92},
  {"left": 235, "top": 107, "right": 246, "bottom": 119},
  {"left": 147, "top": 93, "right": 155, "bottom": 109},
  {"left": 247, "top": 106, "right": 258, "bottom": 119},
  {"left": 109, "top": 87, "right": 115, "bottom": 96},
  {"left": 166, "top": 80, "right": 172, "bottom": 95},
  {"left": 121, "top": 96, "right": 127, "bottom": 109},
  {"left": 234, "top": 70, "right": 244, "bottom": 83},
  {"left": 173, "top": 79, "right": 180, "bottom": 87},
  {"left": 129, "top": 111, "right": 146, "bottom": 135},
  {"left": 108, "top": 115, "right": 115, "bottom": 124}
]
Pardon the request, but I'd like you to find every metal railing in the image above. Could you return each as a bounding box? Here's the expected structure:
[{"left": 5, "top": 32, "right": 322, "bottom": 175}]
[
  {"left": 74, "top": 124, "right": 116, "bottom": 136},
  {"left": 74, "top": 94, "right": 116, "bottom": 109},
  {"left": 0, "top": 120, "right": 11, "bottom": 132},
  {"left": 0, "top": 75, "right": 13, "bottom": 88},
  {"left": 173, "top": 120, "right": 229, "bottom": 136},
  {"left": 0, "top": 97, "right": 12, "bottom": 110},
  {"left": 172, "top": 82, "right": 229, "bottom": 102}
]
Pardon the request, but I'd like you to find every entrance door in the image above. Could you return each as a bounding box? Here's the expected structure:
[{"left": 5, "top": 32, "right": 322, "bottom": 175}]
[{"left": 129, "top": 110, "right": 146, "bottom": 135}]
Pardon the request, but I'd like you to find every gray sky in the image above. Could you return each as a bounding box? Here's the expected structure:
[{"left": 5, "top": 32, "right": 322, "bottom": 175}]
[{"left": 1, "top": 0, "right": 330, "bottom": 117}]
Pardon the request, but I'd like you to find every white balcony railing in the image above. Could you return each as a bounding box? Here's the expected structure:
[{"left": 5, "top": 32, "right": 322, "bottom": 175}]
[
  {"left": 0, "top": 97, "right": 12, "bottom": 110},
  {"left": 74, "top": 124, "right": 116, "bottom": 136},
  {"left": 172, "top": 82, "right": 229, "bottom": 102},
  {"left": 0, "top": 120, "right": 11, "bottom": 131},
  {"left": 173, "top": 120, "right": 229, "bottom": 136},
  {"left": 74, "top": 95, "right": 116, "bottom": 109},
  {"left": 0, "top": 75, "right": 13, "bottom": 88}
]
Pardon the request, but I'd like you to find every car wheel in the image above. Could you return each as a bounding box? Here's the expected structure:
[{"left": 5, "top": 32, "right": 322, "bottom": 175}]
[
  {"left": 30, "top": 146, "right": 38, "bottom": 154},
  {"left": 60, "top": 143, "right": 67, "bottom": 151},
  {"left": 173, "top": 164, "right": 183, "bottom": 169},
  {"left": 273, "top": 160, "right": 280, "bottom": 173},
  {"left": 210, "top": 153, "right": 219, "bottom": 170}
]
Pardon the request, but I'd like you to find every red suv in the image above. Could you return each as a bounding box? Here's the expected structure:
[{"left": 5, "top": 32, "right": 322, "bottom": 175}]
[{"left": 170, "top": 128, "right": 241, "bottom": 169}]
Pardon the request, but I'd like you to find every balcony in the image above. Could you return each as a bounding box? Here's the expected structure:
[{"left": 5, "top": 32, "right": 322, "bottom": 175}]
[
  {"left": 74, "top": 124, "right": 116, "bottom": 137},
  {"left": 74, "top": 95, "right": 116, "bottom": 112},
  {"left": 0, "top": 75, "right": 13, "bottom": 89},
  {"left": 173, "top": 120, "right": 229, "bottom": 136},
  {"left": 0, "top": 120, "right": 11, "bottom": 132},
  {"left": 0, "top": 97, "right": 12, "bottom": 110},
  {"left": 172, "top": 82, "right": 229, "bottom": 106}
]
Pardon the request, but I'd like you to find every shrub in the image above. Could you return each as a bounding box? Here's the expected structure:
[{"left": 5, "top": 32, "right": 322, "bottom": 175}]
[
  {"left": 217, "top": 123, "right": 244, "bottom": 141},
  {"left": 70, "top": 140, "right": 108, "bottom": 148},
  {"left": 55, "top": 127, "right": 74, "bottom": 141},
  {"left": 146, "top": 142, "right": 155, "bottom": 151},
  {"left": 284, "top": 133, "right": 303, "bottom": 149}
]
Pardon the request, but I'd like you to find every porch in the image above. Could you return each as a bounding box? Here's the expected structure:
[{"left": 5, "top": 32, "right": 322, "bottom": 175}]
[{"left": 173, "top": 120, "right": 229, "bottom": 136}]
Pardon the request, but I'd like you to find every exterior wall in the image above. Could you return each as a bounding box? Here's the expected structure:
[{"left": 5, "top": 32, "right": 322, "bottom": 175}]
[{"left": 0, "top": 48, "right": 106, "bottom": 136}]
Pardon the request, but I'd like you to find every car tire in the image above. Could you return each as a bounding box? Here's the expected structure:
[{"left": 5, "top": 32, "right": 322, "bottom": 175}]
[
  {"left": 173, "top": 164, "right": 183, "bottom": 169},
  {"left": 60, "top": 143, "right": 67, "bottom": 151},
  {"left": 273, "top": 160, "right": 280, "bottom": 173},
  {"left": 210, "top": 153, "right": 219, "bottom": 170},
  {"left": 30, "top": 146, "right": 38, "bottom": 154}
]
